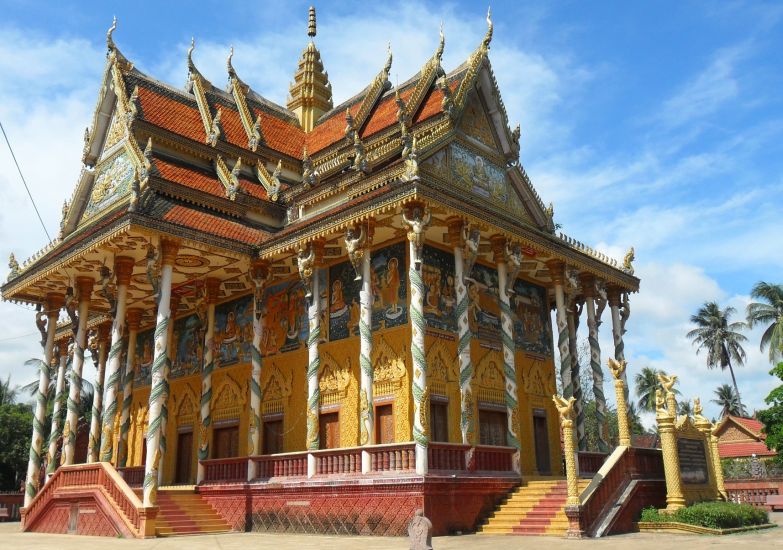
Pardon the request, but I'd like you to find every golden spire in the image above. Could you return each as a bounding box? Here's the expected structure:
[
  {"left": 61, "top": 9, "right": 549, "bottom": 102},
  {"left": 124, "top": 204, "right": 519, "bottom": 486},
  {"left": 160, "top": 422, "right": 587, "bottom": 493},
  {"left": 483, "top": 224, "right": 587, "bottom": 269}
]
[
  {"left": 107, "top": 16, "right": 117, "bottom": 51},
  {"left": 288, "top": 6, "right": 333, "bottom": 132}
]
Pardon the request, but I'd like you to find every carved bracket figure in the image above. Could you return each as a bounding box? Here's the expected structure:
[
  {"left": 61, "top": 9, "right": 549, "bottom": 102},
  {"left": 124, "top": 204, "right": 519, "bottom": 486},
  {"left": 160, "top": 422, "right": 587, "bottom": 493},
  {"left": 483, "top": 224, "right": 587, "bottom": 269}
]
[
  {"left": 99, "top": 265, "right": 117, "bottom": 317},
  {"left": 594, "top": 279, "right": 608, "bottom": 327},
  {"left": 249, "top": 264, "right": 270, "bottom": 320},
  {"left": 504, "top": 242, "right": 523, "bottom": 295},
  {"left": 146, "top": 242, "right": 161, "bottom": 305},
  {"left": 297, "top": 243, "right": 315, "bottom": 298},
  {"left": 65, "top": 286, "right": 79, "bottom": 337},
  {"left": 462, "top": 225, "right": 480, "bottom": 282},
  {"left": 35, "top": 304, "right": 47, "bottom": 349},
  {"left": 344, "top": 225, "right": 366, "bottom": 281},
  {"left": 402, "top": 205, "right": 431, "bottom": 270},
  {"left": 620, "top": 293, "right": 631, "bottom": 335},
  {"left": 302, "top": 149, "right": 319, "bottom": 189},
  {"left": 400, "top": 135, "right": 419, "bottom": 182}
]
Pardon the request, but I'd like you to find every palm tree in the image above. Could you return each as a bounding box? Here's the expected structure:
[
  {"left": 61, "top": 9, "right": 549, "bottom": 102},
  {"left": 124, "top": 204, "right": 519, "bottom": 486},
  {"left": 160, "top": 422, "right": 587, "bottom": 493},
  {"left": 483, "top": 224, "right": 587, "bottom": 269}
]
[
  {"left": 0, "top": 375, "right": 18, "bottom": 405},
  {"left": 635, "top": 366, "right": 680, "bottom": 412},
  {"left": 712, "top": 383, "right": 746, "bottom": 418},
  {"left": 678, "top": 400, "right": 694, "bottom": 417},
  {"left": 687, "top": 302, "right": 747, "bottom": 413},
  {"left": 746, "top": 282, "right": 783, "bottom": 363}
]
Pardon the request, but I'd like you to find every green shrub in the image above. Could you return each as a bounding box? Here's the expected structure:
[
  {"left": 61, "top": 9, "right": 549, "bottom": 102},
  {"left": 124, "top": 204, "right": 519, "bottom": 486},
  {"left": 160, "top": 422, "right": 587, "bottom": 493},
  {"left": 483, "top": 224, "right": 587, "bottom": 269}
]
[{"left": 639, "top": 502, "right": 769, "bottom": 529}]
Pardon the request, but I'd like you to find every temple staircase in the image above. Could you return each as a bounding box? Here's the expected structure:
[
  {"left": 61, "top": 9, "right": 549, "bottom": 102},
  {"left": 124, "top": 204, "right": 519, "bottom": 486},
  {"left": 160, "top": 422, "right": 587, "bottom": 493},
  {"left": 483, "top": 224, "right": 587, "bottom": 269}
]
[
  {"left": 151, "top": 488, "right": 232, "bottom": 537},
  {"left": 478, "top": 478, "right": 591, "bottom": 536}
]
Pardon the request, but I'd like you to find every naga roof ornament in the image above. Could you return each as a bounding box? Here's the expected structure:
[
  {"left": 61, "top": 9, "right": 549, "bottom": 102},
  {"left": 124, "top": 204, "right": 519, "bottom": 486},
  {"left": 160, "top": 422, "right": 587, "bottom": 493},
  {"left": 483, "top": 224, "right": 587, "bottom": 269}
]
[
  {"left": 186, "top": 38, "right": 222, "bottom": 145},
  {"left": 227, "top": 46, "right": 264, "bottom": 150},
  {"left": 451, "top": 9, "right": 494, "bottom": 115},
  {"left": 402, "top": 23, "right": 446, "bottom": 122},
  {"left": 351, "top": 43, "right": 393, "bottom": 133}
]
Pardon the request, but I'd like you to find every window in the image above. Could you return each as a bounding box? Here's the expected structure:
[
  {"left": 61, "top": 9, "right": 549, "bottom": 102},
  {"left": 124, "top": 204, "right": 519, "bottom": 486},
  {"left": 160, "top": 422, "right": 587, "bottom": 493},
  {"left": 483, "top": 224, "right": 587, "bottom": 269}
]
[{"left": 479, "top": 409, "right": 507, "bottom": 446}]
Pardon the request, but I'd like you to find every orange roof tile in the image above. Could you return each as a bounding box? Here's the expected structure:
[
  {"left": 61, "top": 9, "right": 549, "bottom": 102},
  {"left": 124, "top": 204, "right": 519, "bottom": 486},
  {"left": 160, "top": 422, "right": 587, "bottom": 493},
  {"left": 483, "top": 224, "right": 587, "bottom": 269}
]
[
  {"left": 718, "top": 441, "right": 776, "bottom": 458},
  {"left": 137, "top": 86, "right": 204, "bottom": 143},
  {"left": 163, "top": 205, "right": 266, "bottom": 245},
  {"left": 256, "top": 109, "right": 305, "bottom": 159},
  {"left": 361, "top": 87, "right": 415, "bottom": 139},
  {"left": 218, "top": 106, "right": 249, "bottom": 149},
  {"left": 154, "top": 156, "right": 268, "bottom": 201},
  {"left": 306, "top": 103, "right": 360, "bottom": 154}
]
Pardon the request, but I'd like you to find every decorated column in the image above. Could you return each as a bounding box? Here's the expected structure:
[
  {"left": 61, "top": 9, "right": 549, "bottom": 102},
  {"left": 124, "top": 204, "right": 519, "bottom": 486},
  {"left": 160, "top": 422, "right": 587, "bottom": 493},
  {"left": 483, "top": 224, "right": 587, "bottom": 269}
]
[
  {"left": 100, "top": 256, "right": 134, "bottom": 462},
  {"left": 46, "top": 339, "right": 70, "bottom": 479},
  {"left": 157, "top": 293, "right": 181, "bottom": 483},
  {"left": 546, "top": 260, "right": 571, "bottom": 398},
  {"left": 607, "top": 284, "right": 630, "bottom": 402},
  {"left": 710, "top": 426, "right": 728, "bottom": 500},
  {"left": 299, "top": 240, "right": 324, "bottom": 458},
  {"left": 118, "top": 308, "right": 142, "bottom": 468},
  {"left": 607, "top": 358, "right": 631, "bottom": 446},
  {"left": 64, "top": 276, "right": 94, "bottom": 465},
  {"left": 566, "top": 298, "right": 586, "bottom": 451},
  {"left": 553, "top": 395, "right": 579, "bottom": 506},
  {"left": 655, "top": 374, "right": 685, "bottom": 512},
  {"left": 402, "top": 203, "right": 430, "bottom": 475},
  {"left": 693, "top": 399, "right": 722, "bottom": 499},
  {"left": 197, "top": 278, "right": 220, "bottom": 483},
  {"left": 491, "top": 235, "right": 521, "bottom": 472},
  {"left": 143, "top": 238, "right": 179, "bottom": 508},
  {"left": 88, "top": 322, "right": 111, "bottom": 462},
  {"left": 248, "top": 263, "right": 269, "bottom": 480},
  {"left": 580, "top": 273, "right": 608, "bottom": 453},
  {"left": 24, "top": 292, "right": 63, "bottom": 506}
]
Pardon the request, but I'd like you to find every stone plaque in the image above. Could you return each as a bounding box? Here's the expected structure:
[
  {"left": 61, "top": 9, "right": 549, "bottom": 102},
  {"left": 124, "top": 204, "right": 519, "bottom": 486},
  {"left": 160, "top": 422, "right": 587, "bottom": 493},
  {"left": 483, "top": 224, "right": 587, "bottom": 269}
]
[{"left": 677, "top": 437, "right": 709, "bottom": 484}]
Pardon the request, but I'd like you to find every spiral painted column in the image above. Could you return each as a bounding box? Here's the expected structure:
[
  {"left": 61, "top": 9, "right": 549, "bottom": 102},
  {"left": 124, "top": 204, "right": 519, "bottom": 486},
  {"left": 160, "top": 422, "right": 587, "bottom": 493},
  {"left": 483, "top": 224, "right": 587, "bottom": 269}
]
[
  {"left": 99, "top": 256, "right": 134, "bottom": 463},
  {"left": 356, "top": 224, "right": 375, "bottom": 472},
  {"left": 248, "top": 265, "right": 268, "bottom": 480},
  {"left": 566, "top": 305, "right": 586, "bottom": 451},
  {"left": 607, "top": 285, "right": 629, "bottom": 402},
  {"left": 447, "top": 218, "right": 475, "bottom": 446},
  {"left": 64, "top": 276, "right": 94, "bottom": 465},
  {"left": 546, "top": 261, "right": 571, "bottom": 398},
  {"left": 197, "top": 278, "right": 220, "bottom": 484},
  {"left": 88, "top": 322, "right": 111, "bottom": 462},
  {"left": 24, "top": 293, "right": 63, "bottom": 506},
  {"left": 580, "top": 273, "right": 608, "bottom": 453},
  {"left": 304, "top": 242, "right": 324, "bottom": 456},
  {"left": 46, "top": 339, "right": 69, "bottom": 479},
  {"left": 143, "top": 238, "right": 179, "bottom": 508},
  {"left": 157, "top": 293, "right": 180, "bottom": 484},
  {"left": 118, "top": 308, "right": 142, "bottom": 468},
  {"left": 491, "top": 236, "right": 521, "bottom": 472}
]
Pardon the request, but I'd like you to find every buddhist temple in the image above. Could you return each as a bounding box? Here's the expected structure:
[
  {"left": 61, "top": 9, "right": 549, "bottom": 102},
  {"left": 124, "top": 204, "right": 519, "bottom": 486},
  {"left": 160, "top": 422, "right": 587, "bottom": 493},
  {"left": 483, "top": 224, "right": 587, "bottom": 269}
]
[{"left": 3, "top": 8, "right": 648, "bottom": 538}]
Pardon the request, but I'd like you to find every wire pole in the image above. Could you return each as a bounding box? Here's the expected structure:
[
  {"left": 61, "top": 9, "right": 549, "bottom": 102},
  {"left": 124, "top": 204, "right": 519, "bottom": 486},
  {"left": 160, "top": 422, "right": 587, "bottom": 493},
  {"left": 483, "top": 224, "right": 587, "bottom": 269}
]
[{"left": 0, "top": 119, "right": 52, "bottom": 241}]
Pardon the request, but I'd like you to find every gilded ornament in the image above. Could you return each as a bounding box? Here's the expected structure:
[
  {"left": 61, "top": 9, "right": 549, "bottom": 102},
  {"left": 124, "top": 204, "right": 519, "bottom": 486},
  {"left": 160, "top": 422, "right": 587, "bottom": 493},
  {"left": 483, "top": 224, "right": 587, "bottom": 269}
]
[
  {"left": 607, "top": 357, "right": 626, "bottom": 380},
  {"left": 297, "top": 243, "right": 315, "bottom": 298},
  {"left": 344, "top": 225, "right": 366, "bottom": 281},
  {"left": 35, "top": 305, "right": 47, "bottom": 349},
  {"left": 359, "top": 389, "right": 370, "bottom": 445},
  {"left": 622, "top": 247, "right": 635, "bottom": 275},
  {"left": 402, "top": 205, "right": 431, "bottom": 270},
  {"left": 302, "top": 149, "right": 318, "bottom": 189}
]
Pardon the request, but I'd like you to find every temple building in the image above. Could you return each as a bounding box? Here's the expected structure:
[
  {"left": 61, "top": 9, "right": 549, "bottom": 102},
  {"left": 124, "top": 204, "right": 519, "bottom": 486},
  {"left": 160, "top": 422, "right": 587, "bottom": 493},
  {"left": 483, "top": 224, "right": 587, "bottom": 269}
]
[{"left": 3, "top": 8, "right": 640, "bottom": 538}]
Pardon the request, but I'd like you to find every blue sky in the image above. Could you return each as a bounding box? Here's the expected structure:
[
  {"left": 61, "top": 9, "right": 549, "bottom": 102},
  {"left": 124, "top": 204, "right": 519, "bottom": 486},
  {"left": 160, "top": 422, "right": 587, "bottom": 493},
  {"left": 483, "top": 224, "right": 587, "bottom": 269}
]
[{"left": 0, "top": 0, "right": 781, "bottom": 425}]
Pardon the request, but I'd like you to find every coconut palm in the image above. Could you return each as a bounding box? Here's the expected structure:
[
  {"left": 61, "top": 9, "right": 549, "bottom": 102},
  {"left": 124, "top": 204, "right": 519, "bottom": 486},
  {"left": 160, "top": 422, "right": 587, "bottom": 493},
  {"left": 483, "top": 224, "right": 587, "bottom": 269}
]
[
  {"left": 0, "top": 375, "right": 18, "bottom": 405},
  {"left": 678, "top": 400, "right": 694, "bottom": 417},
  {"left": 712, "top": 383, "right": 746, "bottom": 418},
  {"left": 635, "top": 366, "right": 680, "bottom": 413},
  {"left": 746, "top": 282, "right": 783, "bottom": 364},
  {"left": 687, "top": 302, "right": 747, "bottom": 413}
]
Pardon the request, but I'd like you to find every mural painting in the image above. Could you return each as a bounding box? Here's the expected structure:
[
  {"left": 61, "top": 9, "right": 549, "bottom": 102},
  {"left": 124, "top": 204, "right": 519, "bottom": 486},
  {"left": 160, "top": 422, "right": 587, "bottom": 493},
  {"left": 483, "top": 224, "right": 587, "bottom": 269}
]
[
  {"left": 329, "top": 241, "right": 407, "bottom": 340},
  {"left": 134, "top": 328, "right": 154, "bottom": 386},
  {"left": 510, "top": 279, "right": 552, "bottom": 356},
  {"left": 170, "top": 313, "right": 205, "bottom": 378},
  {"left": 214, "top": 295, "right": 253, "bottom": 366},
  {"left": 422, "top": 245, "right": 457, "bottom": 333},
  {"left": 467, "top": 262, "right": 500, "bottom": 343},
  {"left": 451, "top": 142, "right": 508, "bottom": 204},
  {"left": 84, "top": 151, "right": 134, "bottom": 218}
]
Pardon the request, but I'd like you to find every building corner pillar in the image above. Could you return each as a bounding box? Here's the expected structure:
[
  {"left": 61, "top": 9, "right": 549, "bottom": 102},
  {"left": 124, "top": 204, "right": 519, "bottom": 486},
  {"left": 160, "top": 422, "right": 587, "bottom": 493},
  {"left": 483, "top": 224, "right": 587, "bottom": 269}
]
[
  {"left": 197, "top": 278, "right": 220, "bottom": 484},
  {"left": 88, "top": 321, "right": 111, "bottom": 462},
  {"left": 46, "top": 338, "right": 70, "bottom": 480},
  {"left": 118, "top": 308, "right": 142, "bottom": 468},
  {"left": 248, "top": 263, "right": 269, "bottom": 481}
]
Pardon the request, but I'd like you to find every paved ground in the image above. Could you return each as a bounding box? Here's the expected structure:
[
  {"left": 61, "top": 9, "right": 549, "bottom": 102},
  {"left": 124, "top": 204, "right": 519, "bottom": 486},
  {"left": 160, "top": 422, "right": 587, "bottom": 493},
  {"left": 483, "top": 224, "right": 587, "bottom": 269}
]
[{"left": 1, "top": 514, "right": 780, "bottom": 549}]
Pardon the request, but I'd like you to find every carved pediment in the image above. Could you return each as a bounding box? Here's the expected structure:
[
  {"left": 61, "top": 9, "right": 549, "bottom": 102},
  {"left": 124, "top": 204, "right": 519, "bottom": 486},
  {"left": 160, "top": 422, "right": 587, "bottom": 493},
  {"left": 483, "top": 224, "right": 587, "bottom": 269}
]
[
  {"left": 262, "top": 363, "right": 292, "bottom": 402},
  {"left": 211, "top": 373, "right": 246, "bottom": 414},
  {"left": 319, "top": 351, "right": 351, "bottom": 400}
]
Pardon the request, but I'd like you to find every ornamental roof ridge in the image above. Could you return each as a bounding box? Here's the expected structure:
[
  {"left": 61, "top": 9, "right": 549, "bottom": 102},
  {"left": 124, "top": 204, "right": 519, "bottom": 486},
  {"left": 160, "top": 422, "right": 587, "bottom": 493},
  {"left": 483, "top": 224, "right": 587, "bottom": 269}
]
[{"left": 556, "top": 231, "right": 625, "bottom": 271}]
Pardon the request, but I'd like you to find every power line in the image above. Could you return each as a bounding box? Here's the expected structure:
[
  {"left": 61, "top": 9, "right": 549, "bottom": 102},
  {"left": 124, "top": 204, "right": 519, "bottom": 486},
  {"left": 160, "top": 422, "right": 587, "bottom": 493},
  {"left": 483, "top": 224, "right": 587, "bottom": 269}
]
[{"left": 0, "top": 119, "right": 52, "bottom": 241}]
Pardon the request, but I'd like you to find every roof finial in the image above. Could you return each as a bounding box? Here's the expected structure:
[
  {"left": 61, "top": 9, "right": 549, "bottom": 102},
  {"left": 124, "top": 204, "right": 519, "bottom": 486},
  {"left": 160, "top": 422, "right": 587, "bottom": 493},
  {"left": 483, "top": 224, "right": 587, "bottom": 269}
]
[
  {"left": 437, "top": 21, "right": 445, "bottom": 60},
  {"left": 107, "top": 16, "right": 117, "bottom": 51},
  {"left": 308, "top": 6, "right": 317, "bottom": 38},
  {"left": 483, "top": 7, "right": 493, "bottom": 49},
  {"left": 187, "top": 37, "right": 196, "bottom": 70},
  {"left": 384, "top": 42, "right": 393, "bottom": 75},
  {"left": 227, "top": 46, "right": 235, "bottom": 76}
]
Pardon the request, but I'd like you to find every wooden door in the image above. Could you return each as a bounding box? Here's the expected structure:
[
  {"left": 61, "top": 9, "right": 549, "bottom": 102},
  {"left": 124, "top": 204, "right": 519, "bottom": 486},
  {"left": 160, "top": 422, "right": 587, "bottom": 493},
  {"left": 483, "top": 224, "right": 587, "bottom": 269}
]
[
  {"left": 533, "top": 413, "right": 551, "bottom": 475},
  {"left": 375, "top": 404, "right": 394, "bottom": 444},
  {"left": 430, "top": 401, "right": 449, "bottom": 443},
  {"left": 263, "top": 419, "right": 284, "bottom": 455},
  {"left": 479, "top": 409, "right": 508, "bottom": 446},
  {"left": 213, "top": 426, "right": 239, "bottom": 458},
  {"left": 175, "top": 431, "right": 193, "bottom": 483},
  {"left": 319, "top": 412, "right": 339, "bottom": 450}
]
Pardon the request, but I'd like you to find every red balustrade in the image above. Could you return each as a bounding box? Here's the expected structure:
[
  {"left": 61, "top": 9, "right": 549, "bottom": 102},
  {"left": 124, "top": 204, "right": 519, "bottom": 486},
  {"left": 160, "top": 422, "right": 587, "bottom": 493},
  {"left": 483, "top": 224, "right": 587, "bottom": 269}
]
[
  {"left": 578, "top": 451, "right": 609, "bottom": 476},
  {"left": 117, "top": 466, "right": 145, "bottom": 487},
  {"left": 368, "top": 443, "right": 416, "bottom": 472},
  {"left": 201, "top": 457, "right": 249, "bottom": 483},
  {"left": 314, "top": 448, "right": 362, "bottom": 475},
  {"left": 725, "top": 479, "right": 783, "bottom": 508},
  {"left": 252, "top": 453, "right": 308, "bottom": 479},
  {"left": 428, "top": 443, "right": 469, "bottom": 471},
  {"left": 474, "top": 445, "right": 515, "bottom": 472}
]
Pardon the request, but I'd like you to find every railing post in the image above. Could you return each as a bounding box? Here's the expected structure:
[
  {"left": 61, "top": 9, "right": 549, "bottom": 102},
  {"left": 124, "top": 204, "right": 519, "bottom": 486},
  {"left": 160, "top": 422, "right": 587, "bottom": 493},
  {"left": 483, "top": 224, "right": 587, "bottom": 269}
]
[
  {"left": 307, "top": 452, "right": 316, "bottom": 478},
  {"left": 554, "top": 394, "right": 584, "bottom": 538}
]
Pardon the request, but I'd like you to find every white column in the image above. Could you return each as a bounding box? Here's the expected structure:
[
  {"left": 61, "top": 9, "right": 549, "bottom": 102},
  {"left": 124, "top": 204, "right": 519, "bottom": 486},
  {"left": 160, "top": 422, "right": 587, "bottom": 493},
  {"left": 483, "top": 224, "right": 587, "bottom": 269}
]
[
  {"left": 64, "top": 277, "right": 94, "bottom": 465},
  {"left": 25, "top": 293, "right": 62, "bottom": 506},
  {"left": 197, "top": 279, "right": 219, "bottom": 484},
  {"left": 143, "top": 238, "right": 178, "bottom": 508},
  {"left": 248, "top": 267, "right": 267, "bottom": 481},
  {"left": 547, "top": 261, "right": 571, "bottom": 399},
  {"left": 88, "top": 324, "right": 109, "bottom": 463},
  {"left": 492, "top": 236, "right": 521, "bottom": 474},
  {"left": 608, "top": 285, "right": 629, "bottom": 402},
  {"left": 302, "top": 241, "right": 323, "bottom": 462},
  {"left": 581, "top": 273, "right": 608, "bottom": 453},
  {"left": 157, "top": 293, "right": 180, "bottom": 484},
  {"left": 46, "top": 340, "right": 69, "bottom": 480},
  {"left": 99, "top": 257, "right": 133, "bottom": 463},
  {"left": 359, "top": 232, "right": 374, "bottom": 473},
  {"left": 117, "top": 308, "right": 141, "bottom": 468}
]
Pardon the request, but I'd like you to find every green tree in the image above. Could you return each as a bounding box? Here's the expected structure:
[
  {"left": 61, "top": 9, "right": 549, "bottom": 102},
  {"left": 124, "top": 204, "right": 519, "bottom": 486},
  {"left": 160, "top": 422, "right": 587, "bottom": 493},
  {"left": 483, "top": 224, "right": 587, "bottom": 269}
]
[
  {"left": 757, "top": 362, "right": 783, "bottom": 466},
  {"left": 746, "top": 282, "right": 783, "bottom": 364},
  {"left": 678, "top": 400, "right": 694, "bottom": 417},
  {"left": 635, "top": 366, "right": 680, "bottom": 413},
  {"left": 712, "top": 383, "right": 746, "bottom": 418},
  {"left": 0, "top": 401, "right": 33, "bottom": 490},
  {"left": 0, "top": 375, "right": 18, "bottom": 406},
  {"left": 687, "top": 302, "right": 747, "bottom": 412}
]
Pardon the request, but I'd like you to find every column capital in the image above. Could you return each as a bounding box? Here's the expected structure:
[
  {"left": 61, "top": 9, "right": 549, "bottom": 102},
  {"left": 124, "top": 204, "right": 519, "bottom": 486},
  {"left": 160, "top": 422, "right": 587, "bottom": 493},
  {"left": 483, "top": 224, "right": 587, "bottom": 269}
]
[
  {"left": 76, "top": 276, "right": 95, "bottom": 299},
  {"left": 445, "top": 216, "right": 465, "bottom": 248},
  {"left": 250, "top": 260, "right": 270, "bottom": 281},
  {"left": 311, "top": 238, "right": 325, "bottom": 265},
  {"left": 205, "top": 278, "right": 222, "bottom": 304},
  {"left": 579, "top": 273, "right": 595, "bottom": 298},
  {"left": 58, "top": 339, "right": 71, "bottom": 357},
  {"left": 126, "top": 308, "right": 143, "bottom": 331},
  {"left": 114, "top": 256, "right": 135, "bottom": 286},
  {"left": 606, "top": 284, "right": 623, "bottom": 307},
  {"left": 45, "top": 292, "right": 65, "bottom": 314},
  {"left": 98, "top": 321, "right": 112, "bottom": 343},
  {"left": 159, "top": 238, "right": 180, "bottom": 265},
  {"left": 170, "top": 292, "right": 182, "bottom": 317},
  {"left": 546, "top": 259, "right": 565, "bottom": 286},
  {"left": 489, "top": 234, "right": 506, "bottom": 264}
]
